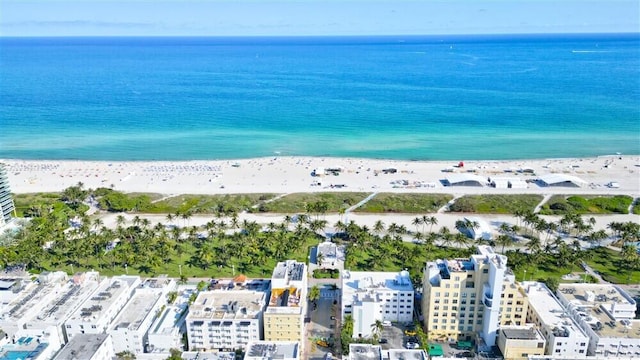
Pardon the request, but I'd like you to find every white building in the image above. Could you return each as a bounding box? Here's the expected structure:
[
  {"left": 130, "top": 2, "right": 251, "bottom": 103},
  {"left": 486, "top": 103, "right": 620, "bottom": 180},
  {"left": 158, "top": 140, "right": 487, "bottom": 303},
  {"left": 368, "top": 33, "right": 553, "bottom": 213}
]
[
  {"left": 342, "top": 270, "right": 414, "bottom": 338},
  {"left": 244, "top": 341, "right": 299, "bottom": 360},
  {"left": 349, "top": 344, "right": 382, "bottom": 360},
  {"left": 18, "top": 272, "right": 100, "bottom": 349},
  {"left": 109, "top": 277, "right": 175, "bottom": 355},
  {"left": 460, "top": 217, "right": 493, "bottom": 241},
  {"left": 65, "top": 275, "right": 140, "bottom": 340},
  {"left": 0, "top": 277, "right": 34, "bottom": 313},
  {"left": 316, "top": 240, "right": 345, "bottom": 269},
  {"left": 186, "top": 290, "right": 267, "bottom": 351},
  {"left": 147, "top": 288, "right": 194, "bottom": 354},
  {"left": 523, "top": 282, "right": 590, "bottom": 357},
  {"left": 556, "top": 284, "right": 640, "bottom": 358},
  {"left": 52, "top": 333, "right": 115, "bottom": 360},
  {"left": 0, "top": 272, "right": 68, "bottom": 341}
]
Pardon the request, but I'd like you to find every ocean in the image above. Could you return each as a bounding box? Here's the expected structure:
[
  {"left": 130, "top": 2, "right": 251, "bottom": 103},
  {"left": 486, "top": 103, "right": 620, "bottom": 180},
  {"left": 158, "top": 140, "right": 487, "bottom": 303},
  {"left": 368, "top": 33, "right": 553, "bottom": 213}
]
[{"left": 0, "top": 34, "right": 638, "bottom": 161}]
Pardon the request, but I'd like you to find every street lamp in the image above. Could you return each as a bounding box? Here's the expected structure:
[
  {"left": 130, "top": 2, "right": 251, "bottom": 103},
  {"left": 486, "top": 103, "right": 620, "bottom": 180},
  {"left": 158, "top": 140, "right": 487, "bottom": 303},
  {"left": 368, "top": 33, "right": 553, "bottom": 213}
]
[
  {"left": 523, "top": 270, "right": 527, "bottom": 282},
  {"left": 125, "top": 264, "right": 128, "bottom": 275},
  {"left": 179, "top": 264, "right": 182, "bottom": 276}
]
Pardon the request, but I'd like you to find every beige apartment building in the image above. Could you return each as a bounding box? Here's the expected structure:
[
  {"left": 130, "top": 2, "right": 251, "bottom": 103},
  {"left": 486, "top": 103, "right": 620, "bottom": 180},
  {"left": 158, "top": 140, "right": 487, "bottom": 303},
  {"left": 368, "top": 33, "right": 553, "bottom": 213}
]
[
  {"left": 497, "top": 325, "right": 546, "bottom": 360},
  {"left": 263, "top": 260, "right": 307, "bottom": 344},
  {"left": 422, "top": 246, "right": 528, "bottom": 348}
]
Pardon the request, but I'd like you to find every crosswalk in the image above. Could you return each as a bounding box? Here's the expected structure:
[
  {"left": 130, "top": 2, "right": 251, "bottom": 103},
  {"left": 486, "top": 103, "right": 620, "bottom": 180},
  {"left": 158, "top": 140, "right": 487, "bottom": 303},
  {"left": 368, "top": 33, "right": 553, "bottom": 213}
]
[{"left": 320, "top": 290, "right": 339, "bottom": 299}]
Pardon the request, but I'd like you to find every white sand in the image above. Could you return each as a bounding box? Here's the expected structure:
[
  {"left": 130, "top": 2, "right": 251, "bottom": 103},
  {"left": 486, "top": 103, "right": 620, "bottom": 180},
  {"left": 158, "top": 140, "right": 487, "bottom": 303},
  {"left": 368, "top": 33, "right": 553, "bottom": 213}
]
[{"left": 3, "top": 156, "right": 639, "bottom": 196}]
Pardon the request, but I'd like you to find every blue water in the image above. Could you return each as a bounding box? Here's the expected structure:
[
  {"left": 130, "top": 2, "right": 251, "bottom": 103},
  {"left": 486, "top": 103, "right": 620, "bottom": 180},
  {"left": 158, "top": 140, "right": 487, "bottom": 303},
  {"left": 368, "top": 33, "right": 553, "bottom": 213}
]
[{"left": 1, "top": 34, "right": 639, "bottom": 161}]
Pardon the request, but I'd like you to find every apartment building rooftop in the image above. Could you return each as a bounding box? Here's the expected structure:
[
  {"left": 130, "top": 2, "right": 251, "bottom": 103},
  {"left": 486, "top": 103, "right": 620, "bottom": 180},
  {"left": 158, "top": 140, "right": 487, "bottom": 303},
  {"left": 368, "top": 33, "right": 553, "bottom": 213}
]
[
  {"left": 342, "top": 270, "right": 414, "bottom": 293},
  {"left": 68, "top": 276, "right": 137, "bottom": 322},
  {"left": 349, "top": 344, "right": 382, "bottom": 360},
  {"left": 501, "top": 326, "right": 545, "bottom": 341},
  {"left": 52, "top": 334, "right": 110, "bottom": 360},
  {"left": 188, "top": 290, "right": 266, "bottom": 320},
  {"left": 1, "top": 282, "right": 61, "bottom": 322},
  {"left": 112, "top": 291, "right": 162, "bottom": 331},
  {"left": 34, "top": 280, "right": 100, "bottom": 325},
  {"left": 272, "top": 261, "right": 305, "bottom": 282},
  {"left": 558, "top": 284, "right": 640, "bottom": 339},
  {"left": 182, "top": 351, "right": 235, "bottom": 360},
  {"left": 523, "top": 282, "right": 587, "bottom": 338},
  {"left": 244, "top": 341, "right": 299, "bottom": 360},
  {"left": 386, "top": 349, "right": 428, "bottom": 360}
]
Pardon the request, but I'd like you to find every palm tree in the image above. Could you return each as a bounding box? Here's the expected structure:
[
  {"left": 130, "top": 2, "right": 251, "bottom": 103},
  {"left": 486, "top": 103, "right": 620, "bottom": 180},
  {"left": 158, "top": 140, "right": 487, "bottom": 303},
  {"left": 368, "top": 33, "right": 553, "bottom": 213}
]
[
  {"left": 412, "top": 217, "right": 422, "bottom": 234},
  {"left": 308, "top": 285, "right": 321, "bottom": 308},
  {"left": 373, "top": 220, "right": 385, "bottom": 235},
  {"left": 316, "top": 252, "right": 325, "bottom": 267},
  {"left": 371, "top": 319, "right": 383, "bottom": 339},
  {"left": 496, "top": 234, "right": 514, "bottom": 254}
]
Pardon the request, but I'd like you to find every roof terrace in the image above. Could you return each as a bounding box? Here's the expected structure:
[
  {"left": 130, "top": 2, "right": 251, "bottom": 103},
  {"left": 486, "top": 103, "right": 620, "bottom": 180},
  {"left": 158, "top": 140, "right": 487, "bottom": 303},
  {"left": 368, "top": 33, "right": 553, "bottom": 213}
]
[{"left": 188, "top": 290, "right": 267, "bottom": 320}]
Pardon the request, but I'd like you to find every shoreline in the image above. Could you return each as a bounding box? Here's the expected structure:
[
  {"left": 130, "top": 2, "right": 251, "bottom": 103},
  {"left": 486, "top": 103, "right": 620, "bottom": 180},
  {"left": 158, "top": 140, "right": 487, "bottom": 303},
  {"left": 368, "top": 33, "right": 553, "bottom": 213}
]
[{"left": 2, "top": 155, "right": 639, "bottom": 195}]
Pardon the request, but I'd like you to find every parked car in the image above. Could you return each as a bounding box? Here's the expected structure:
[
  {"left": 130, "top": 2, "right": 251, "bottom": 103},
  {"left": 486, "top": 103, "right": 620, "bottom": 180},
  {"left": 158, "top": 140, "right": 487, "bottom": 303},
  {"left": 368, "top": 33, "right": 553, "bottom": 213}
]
[
  {"left": 379, "top": 338, "right": 388, "bottom": 344},
  {"left": 330, "top": 316, "right": 336, "bottom": 320},
  {"left": 405, "top": 342, "right": 420, "bottom": 349},
  {"left": 382, "top": 320, "right": 392, "bottom": 327}
]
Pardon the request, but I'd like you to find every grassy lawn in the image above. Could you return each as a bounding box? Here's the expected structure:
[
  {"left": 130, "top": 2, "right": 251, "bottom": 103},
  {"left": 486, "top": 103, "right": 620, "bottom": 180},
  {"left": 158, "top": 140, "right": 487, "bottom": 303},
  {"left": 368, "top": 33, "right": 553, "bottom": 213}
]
[
  {"left": 259, "top": 192, "right": 369, "bottom": 213},
  {"left": 448, "top": 195, "right": 543, "bottom": 214},
  {"left": 510, "top": 247, "right": 640, "bottom": 285},
  {"left": 348, "top": 243, "right": 474, "bottom": 280},
  {"left": 143, "top": 193, "right": 277, "bottom": 214},
  {"left": 354, "top": 193, "right": 452, "bottom": 213},
  {"left": 539, "top": 195, "right": 634, "bottom": 215},
  {"left": 39, "top": 235, "right": 318, "bottom": 279},
  {"left": 585, "top": 247, "right": 640, "bottom": 284}
]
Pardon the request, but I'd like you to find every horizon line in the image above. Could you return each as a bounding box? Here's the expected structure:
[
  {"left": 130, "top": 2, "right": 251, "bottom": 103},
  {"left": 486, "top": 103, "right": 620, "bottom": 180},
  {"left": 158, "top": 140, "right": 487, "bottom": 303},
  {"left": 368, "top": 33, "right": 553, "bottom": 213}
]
[{"left": 1, "top": 31, "right": 639, "bottom": 39}]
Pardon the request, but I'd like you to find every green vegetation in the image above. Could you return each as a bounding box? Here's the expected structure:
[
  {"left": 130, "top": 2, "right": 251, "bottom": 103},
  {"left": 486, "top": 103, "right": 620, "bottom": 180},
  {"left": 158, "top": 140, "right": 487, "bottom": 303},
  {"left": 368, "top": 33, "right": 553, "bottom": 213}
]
[
  {"left": 355, "top": 193, "right": 452, "bottom": 213},
  {"left": 341, "top": 315, "right": 354, "bottom": 354},
  {"left": 312, "top": 269, "right": 340, "bottom": 279},
  {"left": 12, "top": 192, "right": 83, "bottom": 218},
  {"left": 539, "top": 195, "right": 634, "bottom": 215},
  {"left": 508, "top": 246, "right": 640, "bottom": 285},
  {"left": 631, "top": 198, "right": 640, "bottom": 215},
  {"left": 93, "top": 188, "right": 274, "bottom": 214},
  {"left": 258, "top": 192, "right": 368, "bottom": 213},
  {"left": 448, "top": 194, "right": 542, "bottom": 214}
]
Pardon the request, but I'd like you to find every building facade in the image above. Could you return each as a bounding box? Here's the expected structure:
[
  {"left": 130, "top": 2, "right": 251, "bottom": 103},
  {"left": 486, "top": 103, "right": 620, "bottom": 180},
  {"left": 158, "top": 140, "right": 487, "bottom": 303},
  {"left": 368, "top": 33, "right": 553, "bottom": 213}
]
[
  {"left": 186, "top": 290, "right": 266, "bottom": 351},
  {"left": 422, "top": 246, "right": 528, "bottom": 347},
  {"left": 523, "top": 282, "right": 589, "bottom": 357},
  {"left": 0, "top": 164, "right": 15, "bottom": 227},
  {"left": 342, "top": 270, "right": 414, "bottom": 338},
  {"left": 264, "top": 260, "right": 307, "bottom": 344},
  {"left": 497, "top": 326, "right": 546, "bottom": 360},
  {"left": 64, "top": 275, "right": 140, "bottom": 340},
  {"left": 109, "top": 277, "right": 175, "bottom": 354}
]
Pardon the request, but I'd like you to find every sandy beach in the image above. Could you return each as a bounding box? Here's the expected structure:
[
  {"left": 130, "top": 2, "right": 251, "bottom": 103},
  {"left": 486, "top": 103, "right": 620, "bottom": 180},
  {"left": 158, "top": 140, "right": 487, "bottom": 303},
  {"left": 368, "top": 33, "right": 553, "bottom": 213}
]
[{"left": 2, "top": 156, "right": 639, "bottom": 196}]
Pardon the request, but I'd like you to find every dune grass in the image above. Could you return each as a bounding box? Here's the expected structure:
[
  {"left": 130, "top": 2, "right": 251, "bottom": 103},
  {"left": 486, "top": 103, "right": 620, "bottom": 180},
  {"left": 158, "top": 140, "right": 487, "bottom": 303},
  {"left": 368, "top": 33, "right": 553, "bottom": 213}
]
[
  {"left": 448, "top": 194, "right": 543, "bottom": 214},
  {"left": 539, "top": 195, "right": 634, "bottom": 215},
  {"left": 354, "top": 193, "right": 452, "bottom": 213},
  {"left": 257, "top": 192, "right": 369, "bottom": 213}
]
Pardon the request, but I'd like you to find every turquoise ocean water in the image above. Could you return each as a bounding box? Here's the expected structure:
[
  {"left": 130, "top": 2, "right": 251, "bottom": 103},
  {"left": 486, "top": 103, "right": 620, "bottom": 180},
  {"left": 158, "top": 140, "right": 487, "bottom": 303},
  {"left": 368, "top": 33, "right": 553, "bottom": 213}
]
[{"left": 0, "top": 34, "right": 638, "bottom": 161}]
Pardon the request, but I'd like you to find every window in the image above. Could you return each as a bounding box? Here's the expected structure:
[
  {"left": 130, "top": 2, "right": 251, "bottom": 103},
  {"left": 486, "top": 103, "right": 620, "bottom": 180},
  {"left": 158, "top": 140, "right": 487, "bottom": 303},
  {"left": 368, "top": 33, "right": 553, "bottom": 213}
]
[
  {"left": 467, "top": 274, "right": 472, "bottom": 278},
  {"left": 508, "top": 294, "right": 514, "bottom": 298},
  {"left": 580, "top": 343, "right": 586, "bottom": 346},
  {"left": 453, "top": 300, "right": 458, "bottom": 304},
  {"left": 454, "top": 284, "right": 460, "bottom": 288},
  {"left": 435, "top": 292, "right": 440, "bottom": 297},
  {"left": 442, "top": 319, "right": 447, "bottom": 324},
  {"left": 452, "top": 306, "right": 458, "bottom": 311},
  {"left": 445, "top": 292, "right": 450, "bottom": 297},
  {"left": 446, "top": 284, "right": 451, "bottom": 289},
  {"left": 538, "top": 343, "right": 544, "bottom": 348},
  {"left": 455, "top": 276, "right": 460, "bottom": 281},
  {"left": 483, "top": 269, "right": 488, "bottom": 273},
  {"left": 579, "top": 350, "right": 585, "bottom": 354},
  {"left": 433, "top": 319, "right": 438, "bottom": 323}
]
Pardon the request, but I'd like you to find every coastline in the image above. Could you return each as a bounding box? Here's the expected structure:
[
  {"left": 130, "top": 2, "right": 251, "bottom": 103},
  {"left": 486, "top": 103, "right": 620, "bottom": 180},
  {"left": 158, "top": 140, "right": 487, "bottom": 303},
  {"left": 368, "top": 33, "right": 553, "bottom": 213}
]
[{"left": 2, "top": 155, "right": 639, "bottom": 195}]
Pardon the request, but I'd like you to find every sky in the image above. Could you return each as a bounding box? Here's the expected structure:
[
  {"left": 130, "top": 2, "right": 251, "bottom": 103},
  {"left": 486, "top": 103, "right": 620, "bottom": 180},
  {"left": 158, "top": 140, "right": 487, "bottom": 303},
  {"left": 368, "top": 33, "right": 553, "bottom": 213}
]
[{"left": 0, "top": 0, "right": 638, "bottom": 37}]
